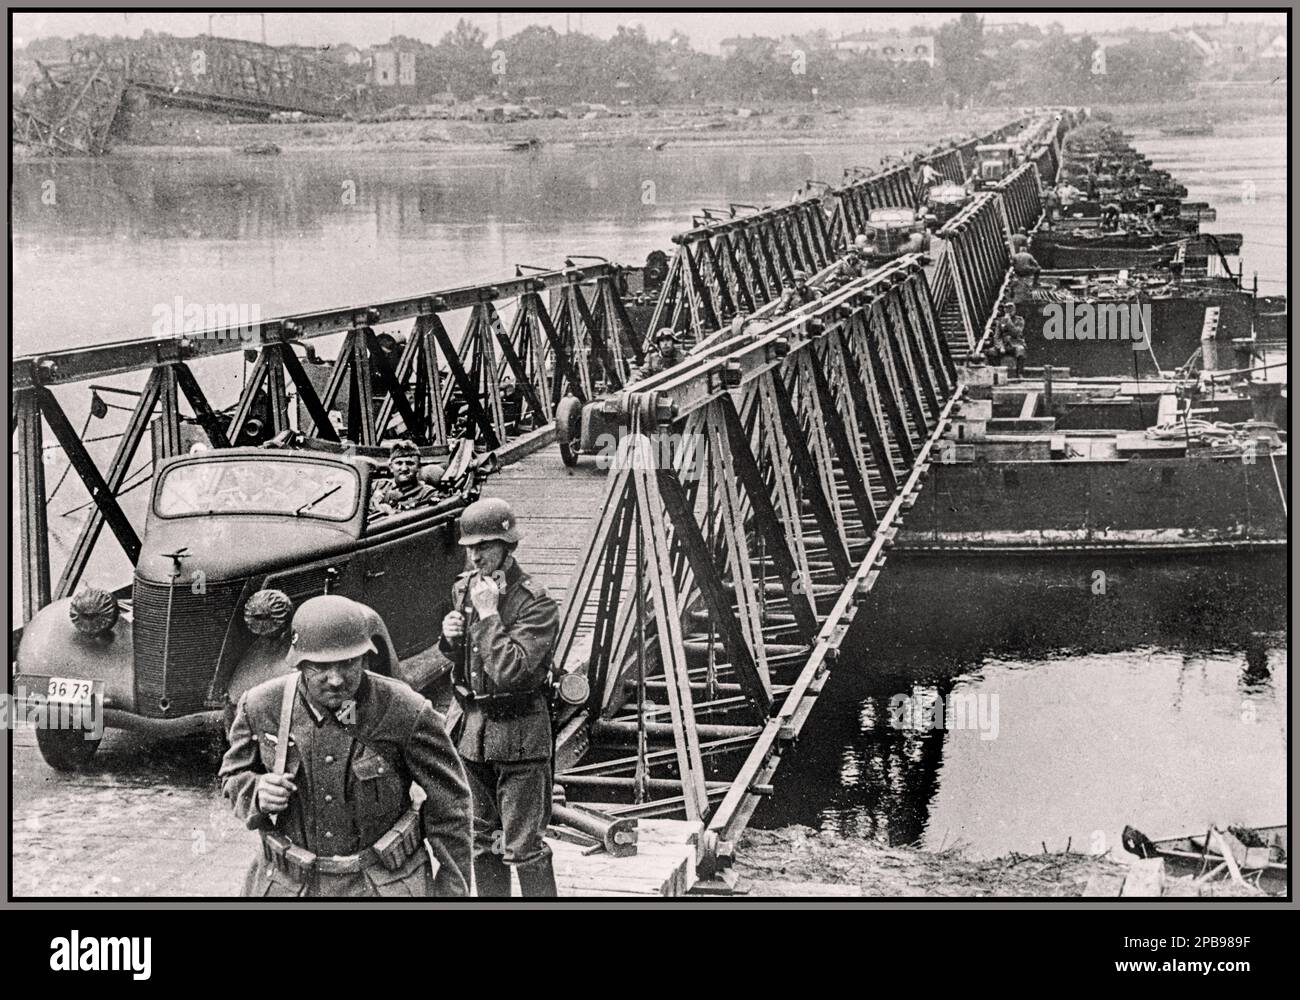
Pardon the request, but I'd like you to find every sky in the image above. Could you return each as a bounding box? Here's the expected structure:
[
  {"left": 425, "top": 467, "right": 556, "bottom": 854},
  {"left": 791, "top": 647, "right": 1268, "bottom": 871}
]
[{"left": 11, "top": 11, "right": 1287, "bottom": 55}]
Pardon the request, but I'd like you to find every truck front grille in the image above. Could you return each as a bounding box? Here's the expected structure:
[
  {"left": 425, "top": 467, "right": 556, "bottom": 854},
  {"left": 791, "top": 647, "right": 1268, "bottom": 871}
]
[{"left": 132, "top": 578, "right": 246, "bottom": 717}]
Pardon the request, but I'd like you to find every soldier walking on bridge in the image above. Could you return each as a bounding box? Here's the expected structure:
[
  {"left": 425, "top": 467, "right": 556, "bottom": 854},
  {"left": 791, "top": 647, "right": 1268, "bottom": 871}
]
[
  {"left": 219, "top": 595, "right": 473, "bottom": 897},
  {"left": 432, "top": 498, "right": 561, "bottom": 897}
]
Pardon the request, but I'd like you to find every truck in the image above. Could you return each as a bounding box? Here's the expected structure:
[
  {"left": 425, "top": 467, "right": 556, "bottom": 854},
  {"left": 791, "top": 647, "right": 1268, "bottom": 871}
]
[{"left": 14, "top": 436, "right": 493, "bottom": 769}]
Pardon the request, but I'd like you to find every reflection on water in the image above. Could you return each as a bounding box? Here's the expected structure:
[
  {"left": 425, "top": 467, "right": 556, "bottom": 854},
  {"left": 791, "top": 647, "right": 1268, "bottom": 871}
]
[
  {"left": 754, "top": 554, "right": 1287, "bottom": 861},
  {"left": 12, "top": 142, "right": 894, "bottom": 355},
  {"left": 1139, "top": 120, "right": 1287, "bottom": 289}
]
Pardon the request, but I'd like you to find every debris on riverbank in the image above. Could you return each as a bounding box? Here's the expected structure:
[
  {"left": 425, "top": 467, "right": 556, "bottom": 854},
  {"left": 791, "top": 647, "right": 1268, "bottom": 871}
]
[{"left": 735, "top": 827, "right": 1279, "bottom": 898}]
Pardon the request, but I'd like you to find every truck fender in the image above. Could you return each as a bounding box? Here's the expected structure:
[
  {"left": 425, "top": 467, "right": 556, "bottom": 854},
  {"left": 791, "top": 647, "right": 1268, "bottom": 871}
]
[
  {"left": 222, "top": 635, "right": 293, "bottom": 727},
  {"left": 14, "top": 598, "right": 136, "bottom": 712}
]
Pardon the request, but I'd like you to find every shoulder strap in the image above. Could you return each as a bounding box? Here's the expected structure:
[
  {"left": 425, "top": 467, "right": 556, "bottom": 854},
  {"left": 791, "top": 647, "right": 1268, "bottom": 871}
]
[{"left": 274, "top": 672, "right": 297, "bottom": 774}]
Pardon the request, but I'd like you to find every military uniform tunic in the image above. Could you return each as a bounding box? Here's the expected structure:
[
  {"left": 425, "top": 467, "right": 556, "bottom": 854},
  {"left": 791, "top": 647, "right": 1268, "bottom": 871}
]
[
  {"left": 220, "top": 671, "right": 472, "bottom": 897},
  {"left": 431, "top": 559, "right": 559, "bottom": 867},
  {"left": 635, "top": 348, "right": 681, "bottom": 383},
  {"left": 370, "top": 479, "right": 437, "bottom": 517}
]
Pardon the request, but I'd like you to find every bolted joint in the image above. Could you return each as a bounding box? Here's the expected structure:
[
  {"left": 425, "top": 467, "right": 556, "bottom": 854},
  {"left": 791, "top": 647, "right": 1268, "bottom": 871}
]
[
  {"left": 721, "top": 360, "right": 743, "bottom": 388},
  {"left": 282, "top": 320, "right": 301, "bottom": 339},
  {"left": 364, "top": 307, "right": 381, "bottom": 324},
  {"left": 421, "top": 295, "right": 448, "bottom": 313},
  {"left": 477, "top": 286, "right": 499, "bottom": 301}
]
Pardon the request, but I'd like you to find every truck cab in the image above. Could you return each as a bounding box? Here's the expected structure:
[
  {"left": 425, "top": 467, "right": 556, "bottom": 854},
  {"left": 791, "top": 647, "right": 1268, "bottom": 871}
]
[
  {"left": 858, "top": 207, "right": 932, "bottom": 264},
  {"left": 973, "top": 143, "right": 1020, "bottom": 189},
  {"left": 924, "top": 182, "right": 971, "bottom": 228},
  {"left": 15, "top": 440, "right": 484, "bottom": 769}
]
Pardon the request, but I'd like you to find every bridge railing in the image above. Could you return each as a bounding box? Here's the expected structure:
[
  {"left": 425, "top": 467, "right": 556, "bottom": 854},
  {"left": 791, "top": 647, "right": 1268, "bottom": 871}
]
[
  {"left": 12, "top": 262, "right": 640, "bottom": 623},
  {"left": 930, "top": 193, "right": 1015, "bottom": 352},
  {"left": 644, "top": 114, "right": 1049, "bottom": 348},
  {"left": 994, "top": 161, "right": 1045, "bottom": 237},
  {"left": 549, "top": 255, "right": 961, "bottom": 850}
]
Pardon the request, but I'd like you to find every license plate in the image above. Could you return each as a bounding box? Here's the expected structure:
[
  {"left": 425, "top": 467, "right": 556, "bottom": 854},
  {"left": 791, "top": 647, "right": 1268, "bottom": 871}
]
[{"left": 43, "top": 677, "right": 102, "bottom": 703}]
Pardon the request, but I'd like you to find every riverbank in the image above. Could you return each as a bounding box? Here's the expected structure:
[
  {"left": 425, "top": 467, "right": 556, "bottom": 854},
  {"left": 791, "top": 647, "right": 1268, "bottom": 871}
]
[
  {"left": 17, "top": 84, "right": 1280, "bottom": 160},
  {"left": 98, "top": 103, "right": 1017, "bottom": 157},
  {"left": 735, "top": 827, "right": 1277, "bottom": 897}
]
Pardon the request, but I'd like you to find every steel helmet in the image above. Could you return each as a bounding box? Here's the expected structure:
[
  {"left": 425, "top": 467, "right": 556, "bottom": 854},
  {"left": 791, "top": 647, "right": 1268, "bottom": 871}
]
[
  {"left": 854, "top": 234, "right": 869, "bottom": 249},
  {"left": 654, "top": 327, "right": 679, "bottom": 344},
  {"left": 286, "top": 595, "right": 378, "bottom": 668},
  {"left": 457, "top": 497, "right": 521, "bottom": 546}
]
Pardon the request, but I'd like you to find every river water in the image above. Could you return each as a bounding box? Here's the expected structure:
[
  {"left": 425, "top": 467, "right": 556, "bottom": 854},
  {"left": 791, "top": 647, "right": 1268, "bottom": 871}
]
[{"left": 10, "top": 118, "right": 1288, "bottom": 863}]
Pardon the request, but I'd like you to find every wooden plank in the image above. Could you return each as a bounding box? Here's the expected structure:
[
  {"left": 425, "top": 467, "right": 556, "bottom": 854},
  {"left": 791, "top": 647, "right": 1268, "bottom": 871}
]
[{"left": 557, "top": 873, "right": 674, "bottom": 897}]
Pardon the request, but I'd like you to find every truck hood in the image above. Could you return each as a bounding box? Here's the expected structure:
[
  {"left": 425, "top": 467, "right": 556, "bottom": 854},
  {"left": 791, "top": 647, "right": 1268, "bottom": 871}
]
[{"left": 135, "top": 516, "right": 357, "bottom": 585}]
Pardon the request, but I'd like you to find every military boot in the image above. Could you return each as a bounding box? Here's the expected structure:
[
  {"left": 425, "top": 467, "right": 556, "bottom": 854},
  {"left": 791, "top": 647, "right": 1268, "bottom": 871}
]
[
  {"left": 474, "top": 855, "right": 513, "bottom": 898},
  {"left": 516, "top": 854, "right": 558, "bottom": 897}
]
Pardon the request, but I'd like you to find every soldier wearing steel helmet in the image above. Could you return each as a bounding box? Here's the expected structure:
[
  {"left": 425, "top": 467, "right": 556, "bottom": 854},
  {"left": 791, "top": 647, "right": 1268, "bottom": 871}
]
[
  {"left": 219, "top": 594, "right": 473, "bottom": 897},
  {"left": 632, "top": 327, "right": 683, "bottom": 383},
  {"left": 429, "top": 496, "right": 561, "bottom": 897},
  {"left": 778, "top": 270, "right": 817, "bottom": 313}
]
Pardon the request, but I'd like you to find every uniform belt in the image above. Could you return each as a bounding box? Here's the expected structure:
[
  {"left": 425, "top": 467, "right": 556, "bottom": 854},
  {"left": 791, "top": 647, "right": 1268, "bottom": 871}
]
[
  {"left": 262, "top": 805, "right": 422, "bottom": 880},
  {"left": 314, "top": 848, "right": 380, "bottom": 875},
  {"left": 453, "top": 685, "right": 546, "bottom": 720}
]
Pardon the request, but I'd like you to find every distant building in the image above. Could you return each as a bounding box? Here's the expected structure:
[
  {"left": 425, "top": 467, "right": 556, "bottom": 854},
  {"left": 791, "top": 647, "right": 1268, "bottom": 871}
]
[
  {"left": 832, "top": 32, "right": 936, "bottom": 67},
  {"left": 370, "top": 40, "right": 428, "bottom": 91},
  {"left": 364, "top": 39, "right": 441, "bottom": 107}
]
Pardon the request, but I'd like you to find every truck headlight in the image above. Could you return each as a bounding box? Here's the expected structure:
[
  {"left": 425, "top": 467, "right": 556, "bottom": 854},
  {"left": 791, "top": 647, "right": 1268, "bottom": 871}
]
[
  {"left": 69, "top": 588, "right": 119, "bottom": 636},
  {"left": 244, "top": 589, "right": 293, "bottom": 636}
]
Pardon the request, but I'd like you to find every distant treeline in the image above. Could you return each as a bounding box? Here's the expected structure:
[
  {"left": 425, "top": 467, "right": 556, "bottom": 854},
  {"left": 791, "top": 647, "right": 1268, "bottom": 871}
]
[{"left": 17, "top": 15, "right": 1258, "bottom": 109}]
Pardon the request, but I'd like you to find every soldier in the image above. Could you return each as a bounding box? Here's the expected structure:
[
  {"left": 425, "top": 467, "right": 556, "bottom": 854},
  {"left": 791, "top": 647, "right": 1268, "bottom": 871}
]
[
  {"left": 431, "top": 497, "right": 561, "bottom": 897},
  {"left": 1009, "top": 228, "right": 1030, "bottom": 254},
  {"left": 369, "top": 440, "right": 437, "bottom": 517},
  {"left": 634, "top": 328, "right": 684, "bottom": 382},
  {"left": 219, "top": 595, "right": 473, "bottom": 897},
  {"left": 1011, "top": 249, "right": 1042, "bottom": 286},
  {"left": 779, "top": 270, "right": 817, "bottom": 313},
  {"left": 1042, "top": 185, "right": 1060, "bottom": 222},
  {"left": 997, "top": 302, "right": 1028, "bottom": 377}
]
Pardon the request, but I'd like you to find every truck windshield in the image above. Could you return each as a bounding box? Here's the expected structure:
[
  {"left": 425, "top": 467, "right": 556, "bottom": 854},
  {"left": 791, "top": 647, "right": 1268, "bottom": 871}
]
[{"left": 156, "top": 459, "right": 359, "bottom": 520}]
